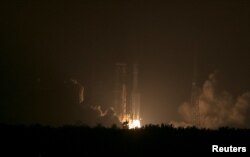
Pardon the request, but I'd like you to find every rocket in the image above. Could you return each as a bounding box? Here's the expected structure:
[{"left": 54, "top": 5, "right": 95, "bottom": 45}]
[{"left": 131, "top": 64, "right": 140, "bottom": 120}]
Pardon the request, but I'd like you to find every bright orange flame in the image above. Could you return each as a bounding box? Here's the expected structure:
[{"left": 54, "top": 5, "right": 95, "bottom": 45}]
[
  {"left": 128, "top": 119, "right": 141, "bottom": 129},
  {"left": 119, "top": 114, "right": 141, "bottom": 129}
]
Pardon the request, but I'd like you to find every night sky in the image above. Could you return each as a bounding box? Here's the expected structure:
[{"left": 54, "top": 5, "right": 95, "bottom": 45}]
[{"left": 1, "top": 0, "right": 250, "bottom": 126}]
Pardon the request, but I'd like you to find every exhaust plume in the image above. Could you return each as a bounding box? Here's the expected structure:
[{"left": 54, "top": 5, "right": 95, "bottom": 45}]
[
  {"left": 70, "top": 79, "right": 84, "bottom": 104},
  {"left": 178, "top": 71, "right": 250, "bottom": 129},
  {"left": 91, "top": 105, "right": 108, "bottom": 117}
]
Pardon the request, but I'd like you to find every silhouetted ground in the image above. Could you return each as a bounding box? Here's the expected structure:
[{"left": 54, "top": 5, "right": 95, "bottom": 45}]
[{"left": 0, "top": 124, "right": 250, "bottom": 156}]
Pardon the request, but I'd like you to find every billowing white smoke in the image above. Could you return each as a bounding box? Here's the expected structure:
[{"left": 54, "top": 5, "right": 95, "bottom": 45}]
[
  {"left": 70, "top": 79, "right": 84, "bottom": 104},
  {"left": 68, "top": 79, "right": 120, "bottom": 127},
  {"left": 178, "top": 72, "right": 250, "bottom": 129},
  {"left": 91, "top": 105, "right": 108, "bottom": 117},
  {"left": 91, "top": 105, "right": 120, "bottom": 127}
]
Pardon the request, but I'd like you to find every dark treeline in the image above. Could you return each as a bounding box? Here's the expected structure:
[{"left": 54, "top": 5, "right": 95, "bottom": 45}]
[{"left": 0, "top": 124, "right": 250, "bottom": 156}]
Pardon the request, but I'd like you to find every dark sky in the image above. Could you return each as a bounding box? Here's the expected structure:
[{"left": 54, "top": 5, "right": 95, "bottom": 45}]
[{"left": 1, "top": 0, "right": 250, "bottom": 125}]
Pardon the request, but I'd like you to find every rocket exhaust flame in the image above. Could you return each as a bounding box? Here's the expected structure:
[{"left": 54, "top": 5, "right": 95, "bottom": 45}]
[
  {"left": 129, "top": 119, "right": 141, "bottom": 129},
  {"left": 120, "top": 114, "right": 141, "bottom": 129}
]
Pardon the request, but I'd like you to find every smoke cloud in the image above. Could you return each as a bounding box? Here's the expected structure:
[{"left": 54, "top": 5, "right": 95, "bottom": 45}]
[
  {"left": 178, "top": 71, "right": 250, "bottom": 129},
  {"left": 91, "top": 105, "right": 108, "bottom": 117},
  {"left": 70, "top": 79, "right": 84, "bottom": 104},
  {"left": 69, "top": 79, "right": 120, "bottom": 127}
]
